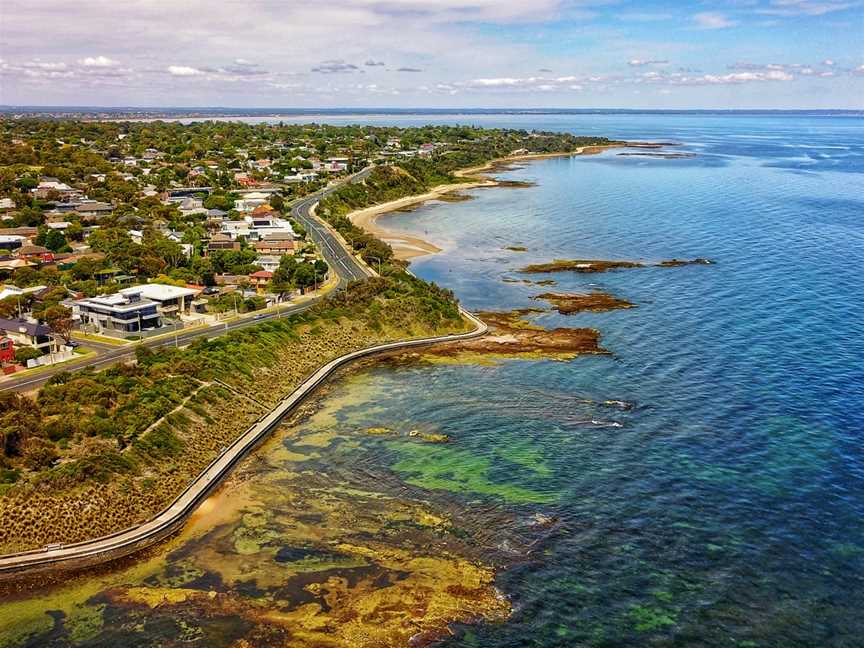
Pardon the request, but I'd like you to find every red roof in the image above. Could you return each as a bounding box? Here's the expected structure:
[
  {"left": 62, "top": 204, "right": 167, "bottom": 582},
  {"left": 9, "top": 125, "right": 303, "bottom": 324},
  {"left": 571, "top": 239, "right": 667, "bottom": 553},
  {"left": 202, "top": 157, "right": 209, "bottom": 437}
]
[{"left": 250, "top": 270, "right": 273, "bottom": 279}]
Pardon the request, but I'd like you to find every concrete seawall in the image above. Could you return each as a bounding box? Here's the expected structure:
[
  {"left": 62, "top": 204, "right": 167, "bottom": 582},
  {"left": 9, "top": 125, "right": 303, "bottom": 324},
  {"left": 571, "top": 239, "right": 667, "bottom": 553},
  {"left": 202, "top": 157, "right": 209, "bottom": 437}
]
[{"left": 0, "top": 309, "right": 487, "bottom": 580}]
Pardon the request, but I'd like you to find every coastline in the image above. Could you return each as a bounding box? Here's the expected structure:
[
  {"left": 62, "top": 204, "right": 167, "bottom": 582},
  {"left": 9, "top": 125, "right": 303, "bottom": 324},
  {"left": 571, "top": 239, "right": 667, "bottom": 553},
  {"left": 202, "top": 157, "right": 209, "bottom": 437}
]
[
  {"left": 0, "top": 309, "right": 487, "bottom": 579},
  {"left": 348, "top": 144, "right": 624, "bottom": 260}
]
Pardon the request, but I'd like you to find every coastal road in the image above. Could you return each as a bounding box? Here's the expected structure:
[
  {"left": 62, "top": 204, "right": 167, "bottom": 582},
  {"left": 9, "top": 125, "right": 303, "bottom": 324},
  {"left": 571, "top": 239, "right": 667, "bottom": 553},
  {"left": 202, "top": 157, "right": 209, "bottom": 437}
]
[
  {"left": 291, "top": 167, "right": 374, "bottom": 286},
  {"left": 0, "top": 309, "right": 487, "bottom": 579},
  {"left": 0, "top": 168, "right": 375, "bottom": 394}
]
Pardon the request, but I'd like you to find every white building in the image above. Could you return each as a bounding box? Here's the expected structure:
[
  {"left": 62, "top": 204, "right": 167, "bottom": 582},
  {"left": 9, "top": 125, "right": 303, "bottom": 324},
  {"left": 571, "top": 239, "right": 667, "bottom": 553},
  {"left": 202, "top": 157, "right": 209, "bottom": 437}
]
[
  {"left": 220, "top": 215, "right": 295, "bottom": 242},
  {"left": 118, "top": 284, "right": 200, "bottom": 318},
  {"left": 235, "top": 192, "right": 270, "bottom": 213}
]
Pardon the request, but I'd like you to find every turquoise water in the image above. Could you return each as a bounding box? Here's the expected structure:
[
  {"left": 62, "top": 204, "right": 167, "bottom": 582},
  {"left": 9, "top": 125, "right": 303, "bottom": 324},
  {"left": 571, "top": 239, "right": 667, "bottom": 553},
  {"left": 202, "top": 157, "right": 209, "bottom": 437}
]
[
  {"left": 360, "top": 113, "right": 864, "bottom": 644},
  {"left": 3, "top": 113, "right": 863, "bottom": 646}
]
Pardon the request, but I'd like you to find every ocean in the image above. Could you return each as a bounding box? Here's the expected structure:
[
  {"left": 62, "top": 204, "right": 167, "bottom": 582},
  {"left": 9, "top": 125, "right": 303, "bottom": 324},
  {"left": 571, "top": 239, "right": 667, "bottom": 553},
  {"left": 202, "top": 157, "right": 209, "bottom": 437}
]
[{"left": 2, "top": 112, "right": 862, "bottom": 646}]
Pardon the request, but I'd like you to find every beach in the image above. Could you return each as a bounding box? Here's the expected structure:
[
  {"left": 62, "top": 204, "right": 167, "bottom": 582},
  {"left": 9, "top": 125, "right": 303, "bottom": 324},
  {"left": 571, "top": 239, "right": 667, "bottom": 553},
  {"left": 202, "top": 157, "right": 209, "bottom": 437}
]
[{"left": 348, "top": 145, "right": 620, "bottom": 260}]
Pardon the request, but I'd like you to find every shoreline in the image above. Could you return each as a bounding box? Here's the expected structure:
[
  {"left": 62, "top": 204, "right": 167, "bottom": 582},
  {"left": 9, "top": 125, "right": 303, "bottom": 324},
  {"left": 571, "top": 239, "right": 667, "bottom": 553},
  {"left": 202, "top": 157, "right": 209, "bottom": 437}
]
[
  {"left": 0, "top": 310, "right": 487, "bottom": 579},
  {"left": 348, "top": 144, "right": 626, "bottom": 260}
]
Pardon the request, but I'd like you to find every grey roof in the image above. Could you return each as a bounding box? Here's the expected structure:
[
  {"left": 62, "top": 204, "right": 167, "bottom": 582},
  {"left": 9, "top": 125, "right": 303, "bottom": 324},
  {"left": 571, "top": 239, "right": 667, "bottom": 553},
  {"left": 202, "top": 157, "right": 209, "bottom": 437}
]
[{"left": 0, "top": 317, "right": 51, "bottom": 337}]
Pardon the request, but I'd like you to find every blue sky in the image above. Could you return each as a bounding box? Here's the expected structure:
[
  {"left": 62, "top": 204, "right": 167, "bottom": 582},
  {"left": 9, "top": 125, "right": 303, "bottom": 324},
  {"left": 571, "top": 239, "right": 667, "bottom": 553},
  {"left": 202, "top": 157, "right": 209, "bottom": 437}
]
[{"left": 0, "top": 0, "right": 862, "bottom": 108}]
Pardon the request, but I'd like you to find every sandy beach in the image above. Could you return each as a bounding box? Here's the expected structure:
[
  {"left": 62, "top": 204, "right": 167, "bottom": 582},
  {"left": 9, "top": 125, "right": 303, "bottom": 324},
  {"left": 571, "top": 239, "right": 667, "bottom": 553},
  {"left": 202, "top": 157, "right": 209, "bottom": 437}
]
[{"left": 348, "top": 144, "right": 622, "bottom": 260}]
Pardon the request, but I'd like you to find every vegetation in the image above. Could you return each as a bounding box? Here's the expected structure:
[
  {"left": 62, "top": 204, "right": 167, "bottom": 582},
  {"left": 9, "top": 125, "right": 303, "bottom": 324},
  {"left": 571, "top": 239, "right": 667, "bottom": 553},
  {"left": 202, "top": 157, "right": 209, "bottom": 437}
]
[{"left": 0, "top": 270, "right": 467, "bottom": 552}]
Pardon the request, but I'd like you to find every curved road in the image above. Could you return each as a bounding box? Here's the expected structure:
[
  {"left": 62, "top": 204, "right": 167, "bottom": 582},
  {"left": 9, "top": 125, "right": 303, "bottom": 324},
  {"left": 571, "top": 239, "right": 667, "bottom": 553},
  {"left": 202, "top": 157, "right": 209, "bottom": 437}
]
[
  {"left": 0, "top": 168, "right": 374, "bottom": 394},
  {"left": 0, "top": 165, "right": 488, "bottom": 577},
  {"left": 0, "top": 312, "right": 486, "bottom": 578},
  {"left": 291, "top": 166, "right": 374, "bottom": 286}
]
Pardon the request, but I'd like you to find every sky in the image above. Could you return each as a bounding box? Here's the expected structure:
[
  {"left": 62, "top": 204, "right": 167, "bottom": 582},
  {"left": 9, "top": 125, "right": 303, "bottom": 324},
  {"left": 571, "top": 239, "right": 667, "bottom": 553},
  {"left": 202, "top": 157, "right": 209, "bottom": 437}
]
[{"left": 0, "top": 0, "right": 862, "bottom": 109}]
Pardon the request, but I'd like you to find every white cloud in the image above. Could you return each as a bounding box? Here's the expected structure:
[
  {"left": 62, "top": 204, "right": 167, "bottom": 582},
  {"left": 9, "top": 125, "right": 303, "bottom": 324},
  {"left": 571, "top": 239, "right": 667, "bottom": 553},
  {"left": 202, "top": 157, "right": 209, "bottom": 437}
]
[
  {"left": 641, "top": 69, "right": 794, "bottom": 85},
  {"left": 628, "top": 59, "right": 669, "bottom": 67},
  {"left": 823, "top": 59, "right": 835, "bottom": 66},
  {"left": 693, "top": 12, "right": 737, "bottom": 29},
  {"left": 79, "top": 55, "right": 117, "bottom": 67},
  {"left": 758, "top": 1, "right": 859, "bottom": 17},
  {"left": 167, "top": 65, "right": 202, "bottom": 76}
]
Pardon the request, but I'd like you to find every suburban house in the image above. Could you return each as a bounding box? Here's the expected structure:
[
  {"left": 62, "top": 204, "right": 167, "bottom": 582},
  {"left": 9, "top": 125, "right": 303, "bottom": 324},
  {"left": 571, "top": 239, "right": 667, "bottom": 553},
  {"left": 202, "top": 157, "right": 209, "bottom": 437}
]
[
  {"left": 178, "top": 197, "right": 208, "bottom": 217},
  {"left": 32, "top": 178, "right": 78, "bottom": 200},
  {"left": 234, "top": 192, "right": 270, "bottom": 213},
  {"left": 0, "top": 317, "right": 56, "bottom": 353},
  {"left": 254, "top": 233, "right": 295, "bottom": 256},
  {"left": 254, "top": 255, "right": 281, "bottom": 272},
  {"left": 0, "top": 235, "right": 25, "bottom": 253},
  {"left": 0, "top": 336, "right": 14, "bottom": 365},
  {"left": 16, "top": 245, "right": 53, "bottom": 263},
  {"left": 220, "top": 213, "right": 295, "bottom": 242},
  {"left": 0, "top": 284, "right": 47, "bottom": 303},
  {"left": 74, "top": 291, "right": 161, "bottom": 335},
  {"left": 249, "top": 270, "right": 273, "bottom": 294},
  {"left": 118, "top": 284, "right": 200, "bottom": 318},
  {"left": 75, "top": 201, "right": 114, "bottom": 220},
  {"left": 207, "top": 233, "right": 241, "bottom": 253}
]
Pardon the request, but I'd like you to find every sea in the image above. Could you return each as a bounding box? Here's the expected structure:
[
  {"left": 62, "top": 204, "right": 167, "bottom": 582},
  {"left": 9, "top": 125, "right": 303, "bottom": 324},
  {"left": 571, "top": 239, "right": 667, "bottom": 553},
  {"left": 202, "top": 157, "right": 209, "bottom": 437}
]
[{"left": 1, "top": 111, "right": 863, "bottom": 646}]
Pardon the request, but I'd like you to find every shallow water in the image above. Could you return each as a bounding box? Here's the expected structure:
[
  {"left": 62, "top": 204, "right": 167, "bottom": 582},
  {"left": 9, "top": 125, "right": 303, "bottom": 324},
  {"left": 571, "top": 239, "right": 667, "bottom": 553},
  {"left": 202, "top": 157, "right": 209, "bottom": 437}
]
[{"left": 2, "top": 113, "right": 863, "bottom": 646}]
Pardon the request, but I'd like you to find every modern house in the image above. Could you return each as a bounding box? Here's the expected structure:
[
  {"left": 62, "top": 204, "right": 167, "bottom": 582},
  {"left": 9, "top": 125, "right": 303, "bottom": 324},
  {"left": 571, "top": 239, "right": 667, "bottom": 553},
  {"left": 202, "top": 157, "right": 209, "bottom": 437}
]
[
  {"left": 118, "top": 284, "right": 200, "bottom": 318},
  {"left": 220, "top": 214, "right": 295, "bottom": 242},
  {"left": 75, "top": 291, "right": 161, "bottom": 336}
]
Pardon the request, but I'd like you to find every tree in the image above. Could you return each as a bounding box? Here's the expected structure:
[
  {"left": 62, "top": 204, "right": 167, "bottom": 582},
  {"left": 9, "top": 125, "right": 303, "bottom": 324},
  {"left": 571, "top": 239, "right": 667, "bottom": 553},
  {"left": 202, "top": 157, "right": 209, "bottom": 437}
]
[
  {"left": 42, "top": 305, "right": 74, "bottom": 345},
  {"left": 0, "top": 393, "right": 42, "bottom": 458},
  {"left": 66, "top": 221, "right": 85, "bottom": 241},
  {"left": 43, "top": 228, "right": 68, "bottom": 252},
  {"left": 293, "top": 263, "right": 317, "bottom": 292},
  {"left": 14, "top": 347, "right": 43, "bottom": 365},
  {"left": 269, "top": 193, "right": 284, "bottom": 211}
]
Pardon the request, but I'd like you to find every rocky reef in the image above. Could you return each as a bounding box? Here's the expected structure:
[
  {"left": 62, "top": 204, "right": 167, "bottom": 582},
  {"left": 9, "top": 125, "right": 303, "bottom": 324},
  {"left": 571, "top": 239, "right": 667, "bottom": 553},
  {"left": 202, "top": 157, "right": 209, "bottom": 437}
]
[
  {"left": 417, "top": 309, "right": 607, "bottom": 363},
  {"left": 533, "top": 292, "right": 637, "bottom": 314},
  {"left": 519, "top": 258, "right": 713, "bottom": 274}
]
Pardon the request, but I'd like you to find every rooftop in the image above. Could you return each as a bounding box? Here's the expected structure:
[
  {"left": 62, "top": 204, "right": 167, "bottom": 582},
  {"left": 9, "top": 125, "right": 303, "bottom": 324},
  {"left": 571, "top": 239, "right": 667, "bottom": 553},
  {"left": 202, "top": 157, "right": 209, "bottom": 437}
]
[{"left": 119, "top": 283, "right": 199, "bottom": 302}]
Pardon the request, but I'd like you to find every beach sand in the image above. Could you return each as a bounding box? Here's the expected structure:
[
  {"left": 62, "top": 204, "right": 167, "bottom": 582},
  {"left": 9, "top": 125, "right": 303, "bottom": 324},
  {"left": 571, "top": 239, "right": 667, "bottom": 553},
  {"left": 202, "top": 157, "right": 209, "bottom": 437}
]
[{"left": 348, "top": 145, "right": 622, "bottom": 260}]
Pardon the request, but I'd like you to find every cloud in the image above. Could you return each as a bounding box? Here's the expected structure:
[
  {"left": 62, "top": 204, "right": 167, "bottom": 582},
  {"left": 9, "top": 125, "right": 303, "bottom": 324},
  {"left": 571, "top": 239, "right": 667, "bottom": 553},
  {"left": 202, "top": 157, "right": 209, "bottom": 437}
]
[
  {"left": 167, "top": 65, "right": 203, "bottom": 76},
  {"left": 639, "top": 69, "right": 794, "bottom": 85},
  {"left": 311, "top": 59, "right": 360, "bottom": 73},
  {"left": 693, "top": 12, "right": 737, "bottom": 28},
  {"left": 25, "top": 60, "right": 67, "bottom": 70},
  {"left": 628, "top": 59, "right": 669, "bottom": 67},
  {"left": 78, "top": 55, "right": 118, "bottom": 67},
  {"left": 757, "top": 1, "right": 859, "bottom": 16},
  {"left": 396, "top": 67, "right": 423, "bottom": 72},
  {"left": 459, "top": 74, "right": 586, "bottom": 91},
  {"left": 822, "top": 59, "right": 835, "bottom": 66},
  {"left": 364, "top": 59, "right": 386, "bottom": 66}
]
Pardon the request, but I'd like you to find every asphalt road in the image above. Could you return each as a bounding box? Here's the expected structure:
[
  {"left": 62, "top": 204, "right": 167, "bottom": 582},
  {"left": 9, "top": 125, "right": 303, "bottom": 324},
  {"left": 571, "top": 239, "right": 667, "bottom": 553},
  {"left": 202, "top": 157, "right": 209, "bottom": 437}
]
[
  {"left": 291, "top": 166, "right": 374, "bottom": 286},
  {"left": 1, "top": 169, "right": 375, "bottom": 394}
]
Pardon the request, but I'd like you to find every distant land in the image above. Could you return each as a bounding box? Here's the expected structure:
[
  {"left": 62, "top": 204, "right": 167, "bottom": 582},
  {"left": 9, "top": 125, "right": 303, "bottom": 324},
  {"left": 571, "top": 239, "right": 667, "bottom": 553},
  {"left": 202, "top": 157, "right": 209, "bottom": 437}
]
[{"left": 1, "top": 106, "right": 862, "bottom": 120}]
